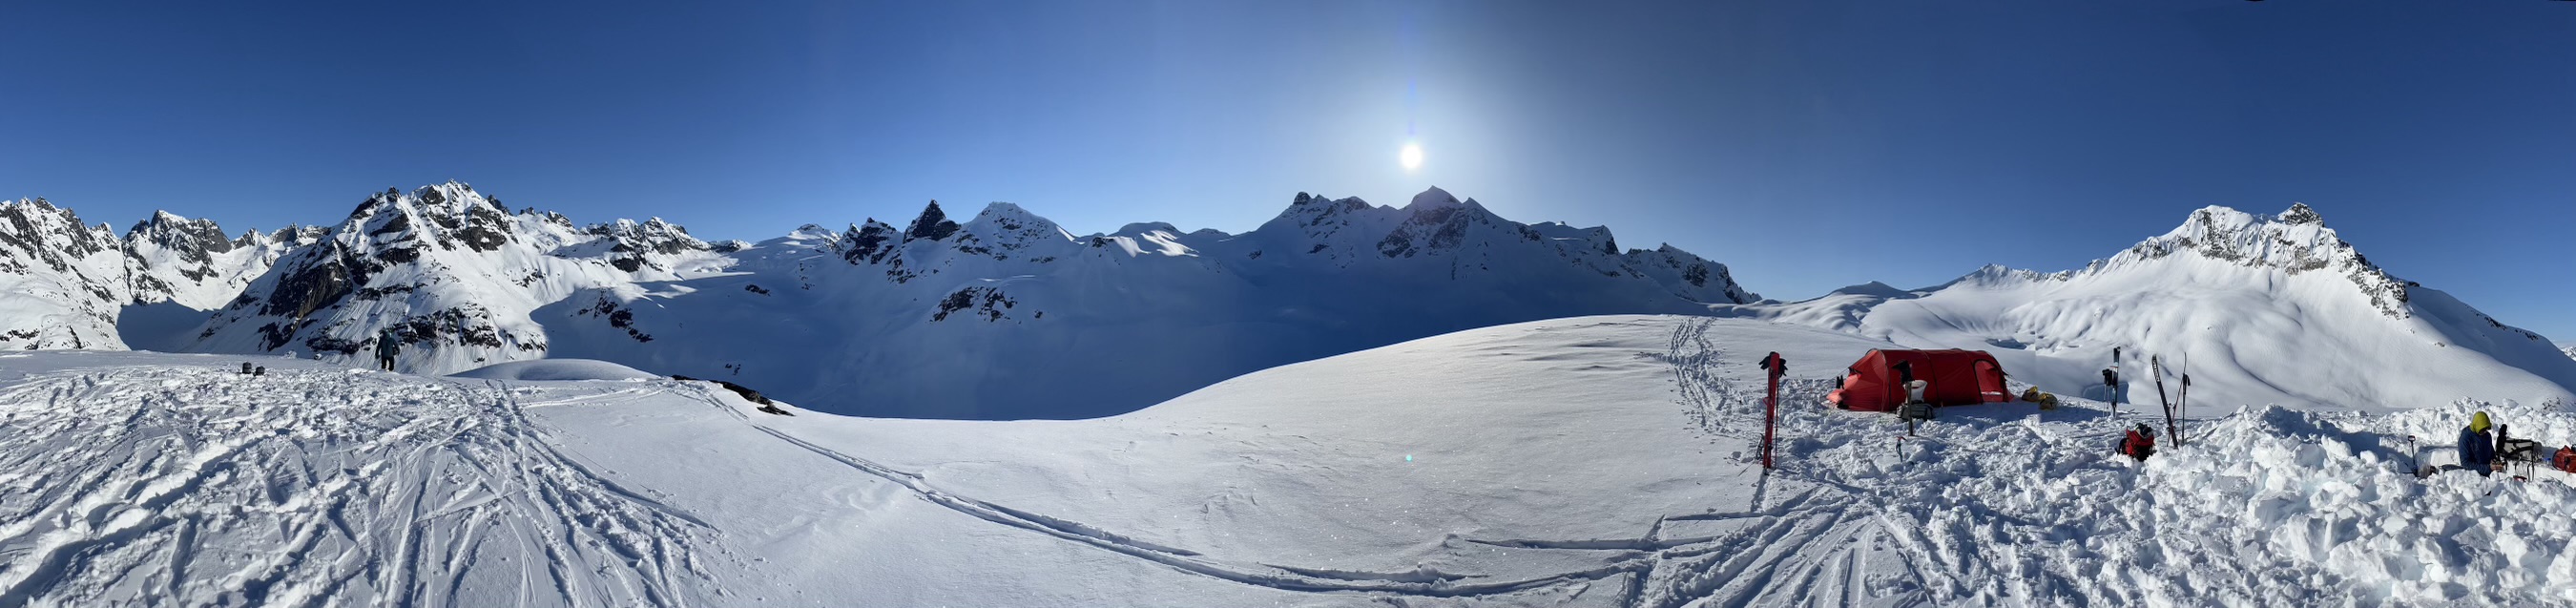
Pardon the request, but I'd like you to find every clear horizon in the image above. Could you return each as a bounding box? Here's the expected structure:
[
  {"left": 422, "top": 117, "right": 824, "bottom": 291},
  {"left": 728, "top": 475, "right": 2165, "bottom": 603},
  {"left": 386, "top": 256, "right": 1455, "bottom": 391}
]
[{"left": 4, "top": 1, "right": 2569, "bottom": 338}]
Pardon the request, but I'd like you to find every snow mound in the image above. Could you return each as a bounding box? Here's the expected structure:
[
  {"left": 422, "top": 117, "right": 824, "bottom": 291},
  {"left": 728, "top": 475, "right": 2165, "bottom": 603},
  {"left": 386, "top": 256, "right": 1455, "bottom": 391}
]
[{"left": 448, "top": 358, "right": 659, "bottom": 381}]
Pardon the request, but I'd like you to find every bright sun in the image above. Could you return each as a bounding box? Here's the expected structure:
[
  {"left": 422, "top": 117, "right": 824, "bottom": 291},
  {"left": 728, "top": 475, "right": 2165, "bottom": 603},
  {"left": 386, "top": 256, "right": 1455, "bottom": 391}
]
[{"left": 1399, "top": 142, "right": 1423, "bottom": 171}]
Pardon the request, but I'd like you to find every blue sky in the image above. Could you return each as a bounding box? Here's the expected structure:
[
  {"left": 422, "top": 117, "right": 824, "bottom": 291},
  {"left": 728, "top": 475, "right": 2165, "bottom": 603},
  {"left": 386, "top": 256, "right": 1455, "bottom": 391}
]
[{"left": 3, "top": 1, "right": 2570, "bottom": 338}]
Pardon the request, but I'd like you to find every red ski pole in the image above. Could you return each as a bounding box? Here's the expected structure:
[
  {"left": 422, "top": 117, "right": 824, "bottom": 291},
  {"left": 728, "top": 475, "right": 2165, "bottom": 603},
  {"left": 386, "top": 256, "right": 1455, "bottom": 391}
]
[{"left": 1760, "top": 352, "right": 1785, "bottom": 470}]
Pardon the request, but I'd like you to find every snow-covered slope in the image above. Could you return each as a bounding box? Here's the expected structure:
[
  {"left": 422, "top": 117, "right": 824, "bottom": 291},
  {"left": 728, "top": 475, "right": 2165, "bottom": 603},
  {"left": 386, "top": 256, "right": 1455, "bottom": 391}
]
[
  {"left": 186, "top": 182, "right": 729, "bottom": 373},
  {"left": 542, "top": 187, "right": 1758, "bottom": 419},
  {"left": 1720, "top": 204, "right": 2576, "bottom": 414},
  {"left": 0, "top": 199, "right": 131, "bottom": 349},
  {"left": 5, "top": 316, "right": 2571, "bottom": 606}
]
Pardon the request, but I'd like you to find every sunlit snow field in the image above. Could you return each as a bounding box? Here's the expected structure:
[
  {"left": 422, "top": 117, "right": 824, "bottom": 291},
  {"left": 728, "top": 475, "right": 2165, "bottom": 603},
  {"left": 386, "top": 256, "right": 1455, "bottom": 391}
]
[{"left": 1, "top": 316, "right": 2570, "bottom": 606}]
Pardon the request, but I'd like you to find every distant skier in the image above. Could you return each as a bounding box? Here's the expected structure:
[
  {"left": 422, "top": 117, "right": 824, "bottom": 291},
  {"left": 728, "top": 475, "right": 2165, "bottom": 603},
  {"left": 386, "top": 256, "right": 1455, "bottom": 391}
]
[
  {"left": 2461, "top": 411, "right": 2498, "bottom": 477},
  {"left": 2117, "top": 423, "right": 2156, "bottom": 461},
  {"left": 375, "top": 328, "right": 401, "bottom": 371}
]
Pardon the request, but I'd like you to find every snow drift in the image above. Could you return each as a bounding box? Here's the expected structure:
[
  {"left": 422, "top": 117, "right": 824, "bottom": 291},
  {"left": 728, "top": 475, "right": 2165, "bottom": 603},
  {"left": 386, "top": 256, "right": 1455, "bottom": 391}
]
[{"left": 448, "top": 358, "right": 660, "bottom": 381}]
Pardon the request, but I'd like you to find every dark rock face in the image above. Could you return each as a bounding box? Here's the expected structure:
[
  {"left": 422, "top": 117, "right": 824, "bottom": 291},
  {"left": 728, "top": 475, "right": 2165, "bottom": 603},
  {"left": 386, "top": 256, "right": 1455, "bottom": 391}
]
[
  {"left": 931, "top": 286, "right": 1017, "bottom": 322},
  {"left": 905, "top": 201, "right": 960, "bottom": 241},
  {"left": 257, "top": 258, "right": 354, "bottom": 322},
  {"left": 841, "top": 220, "right": 898, "bottom": 265}
]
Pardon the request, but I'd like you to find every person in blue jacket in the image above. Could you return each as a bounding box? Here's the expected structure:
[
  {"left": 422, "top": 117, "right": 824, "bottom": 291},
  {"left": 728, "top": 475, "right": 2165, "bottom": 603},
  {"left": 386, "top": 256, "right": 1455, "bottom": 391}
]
[{"left": 2462, "top": 411, "right": 2498, "bottom": 477}]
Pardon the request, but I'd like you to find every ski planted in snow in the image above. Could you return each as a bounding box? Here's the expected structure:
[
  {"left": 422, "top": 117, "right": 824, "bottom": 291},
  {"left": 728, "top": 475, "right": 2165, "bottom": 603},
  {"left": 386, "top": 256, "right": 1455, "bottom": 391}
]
[
  {"left": 2174, "top": 354, "right": 2191, "bottom": 447},
  {"left": 2150, "top": 355, "right": 2177, "bottom": 448}
]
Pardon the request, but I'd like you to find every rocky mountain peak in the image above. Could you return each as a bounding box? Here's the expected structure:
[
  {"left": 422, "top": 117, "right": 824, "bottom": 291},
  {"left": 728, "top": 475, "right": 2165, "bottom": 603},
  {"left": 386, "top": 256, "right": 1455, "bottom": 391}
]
[
  {"left": 127, "top": 211, "right": 237, "bottom": 256},
  {"left": 1404, "top": 186, "right": 1463, "bottom": 211},
  {"left": 0, "top": 198, "right": 122, "bottom": 272},
  {"left": 0, "top": 198, "right": 129, "bottom": 348},
  {"left": 2121, "top": 204, "right": 2411, "bottom": 318},
  {"left": 904, "top": 200, "right": 960, "bottom": 241},
  {"left": 585, "top": 217, "right": 712, "bottom": 273},
  {"left": 839, "top": 220, "right": 901, "bottom": 265}
]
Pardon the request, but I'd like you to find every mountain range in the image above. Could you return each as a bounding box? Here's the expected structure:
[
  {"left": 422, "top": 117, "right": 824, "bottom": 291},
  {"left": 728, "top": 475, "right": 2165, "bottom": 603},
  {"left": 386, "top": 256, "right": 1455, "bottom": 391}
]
[{"left": 1, "top": 184, "right": 2566, "bottom": 418}]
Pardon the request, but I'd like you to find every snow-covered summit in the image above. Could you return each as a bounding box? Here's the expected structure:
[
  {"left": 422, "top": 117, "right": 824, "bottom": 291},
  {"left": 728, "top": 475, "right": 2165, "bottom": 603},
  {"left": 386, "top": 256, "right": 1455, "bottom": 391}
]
[
  {"left": 123, "top": 210, "right": 301, "bottom": 310},
  {"left": 2094, "top": 203, "right": 2412, "bottom": 318},
  {"left": 1722, "top": 202, "right": 2576, "bottom": 413},
  {"left": 0, "top": 198, "right": 128, "bottom": 348},
  {"left": 186, "top": 183, "right": 731, "bottom": 373}
]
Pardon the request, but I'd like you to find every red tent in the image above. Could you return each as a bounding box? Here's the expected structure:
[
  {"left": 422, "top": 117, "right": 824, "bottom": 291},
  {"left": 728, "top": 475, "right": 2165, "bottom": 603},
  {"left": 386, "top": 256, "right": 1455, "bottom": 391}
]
[{"left": 1826, "top": 349, "right": 2010, "bottom": 411}]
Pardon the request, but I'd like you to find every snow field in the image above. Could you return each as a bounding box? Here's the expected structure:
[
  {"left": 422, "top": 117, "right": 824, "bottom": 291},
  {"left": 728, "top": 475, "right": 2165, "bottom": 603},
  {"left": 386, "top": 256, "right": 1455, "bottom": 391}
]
[{"left": 1, "top": 316, "right": 2571, "bottom": 606}]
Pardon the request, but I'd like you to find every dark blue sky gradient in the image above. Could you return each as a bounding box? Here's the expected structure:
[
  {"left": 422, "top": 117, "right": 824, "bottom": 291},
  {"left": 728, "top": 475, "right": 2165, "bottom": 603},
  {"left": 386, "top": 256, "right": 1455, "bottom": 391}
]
[{"left": 4, "top": 1, "right": 2570, "bottom": 337}]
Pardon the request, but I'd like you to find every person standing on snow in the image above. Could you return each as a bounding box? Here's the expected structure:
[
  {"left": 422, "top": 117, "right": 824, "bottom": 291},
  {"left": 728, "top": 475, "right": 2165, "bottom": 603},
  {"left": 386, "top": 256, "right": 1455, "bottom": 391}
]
[
  {"left": 2461, "top": 411, "right": 2499, "bottom": 476},
  {"left": 375, "top": 328, "right": 401, "bottom": 371},
  {"left": 2117, "top": 423, "right": 2156, "bottom": 461}
]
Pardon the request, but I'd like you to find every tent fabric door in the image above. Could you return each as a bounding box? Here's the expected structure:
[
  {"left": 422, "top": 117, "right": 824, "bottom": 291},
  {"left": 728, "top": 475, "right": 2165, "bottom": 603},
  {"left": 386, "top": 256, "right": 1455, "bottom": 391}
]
[{"left": 1974, "top": 361, "right": 2005, "bottom": 403}]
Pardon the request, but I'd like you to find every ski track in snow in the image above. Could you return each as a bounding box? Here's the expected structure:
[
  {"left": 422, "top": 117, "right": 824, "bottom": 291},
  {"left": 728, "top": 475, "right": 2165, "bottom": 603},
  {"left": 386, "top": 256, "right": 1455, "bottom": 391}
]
[
  {"left": 0, "top": 366, "right": 726, "bottom": 608},
  {"left": 655, "top": 317, "right": 1933, "bottom": 606},
  {"left": 5, "top": 314, "right": 2570, "bottom": 606}
]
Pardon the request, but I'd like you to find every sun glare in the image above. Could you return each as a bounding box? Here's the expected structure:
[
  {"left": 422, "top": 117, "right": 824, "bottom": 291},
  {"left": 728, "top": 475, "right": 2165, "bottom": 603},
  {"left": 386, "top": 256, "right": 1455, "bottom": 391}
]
[{"left": 1400, "top": 142, "right": 1423, "bottom": 171}]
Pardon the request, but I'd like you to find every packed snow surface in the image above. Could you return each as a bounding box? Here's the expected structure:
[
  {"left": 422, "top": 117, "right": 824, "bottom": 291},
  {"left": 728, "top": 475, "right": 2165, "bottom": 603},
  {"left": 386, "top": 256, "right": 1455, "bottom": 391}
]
[
  {"left": 448, "top": 358, "right": 662, "bottom": 382},
  {"left": 2, "top": 316, "right": 2571, "bottom": 606}
]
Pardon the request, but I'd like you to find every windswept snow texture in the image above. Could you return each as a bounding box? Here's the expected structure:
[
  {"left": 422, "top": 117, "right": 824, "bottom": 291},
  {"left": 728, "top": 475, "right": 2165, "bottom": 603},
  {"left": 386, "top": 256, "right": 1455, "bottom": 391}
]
[
  {"left": 6, "top": 317, "right": 2573, "bottom": 606},
  {"left": 1718, "top": 204, "right": 2576, "bottom": 414},
  {"left": 0, "top": 352, "right": 729, "bottom": 608}
]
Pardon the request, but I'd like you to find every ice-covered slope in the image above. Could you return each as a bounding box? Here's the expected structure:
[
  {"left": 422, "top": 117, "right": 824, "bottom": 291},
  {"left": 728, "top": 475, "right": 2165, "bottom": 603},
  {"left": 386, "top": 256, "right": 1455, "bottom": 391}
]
[
  {"left": 543, "top": 187, "right": 1758, "bottom": 419},
  {"left": 1722, "top": 204, "right": 2576, "bottom": 413},
  {"left": 5, "top": 317, "right": 2571, "bottom": 607},
  {"left": 185, "top": 182, "right": 729, "bottom": 373},
  {"left": 0, "top": 199, "right": 131, "bottom": 349}
]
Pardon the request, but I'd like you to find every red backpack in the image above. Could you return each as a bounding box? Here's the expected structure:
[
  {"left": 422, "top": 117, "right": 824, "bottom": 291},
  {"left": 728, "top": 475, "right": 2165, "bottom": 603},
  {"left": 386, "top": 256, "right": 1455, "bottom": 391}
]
[
  {"left": 2119, "top": 429, "right": 2156, "bottom": 461},
  {"left": 2552, "top": 447, "right": 2576, "bottom": 473}
]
